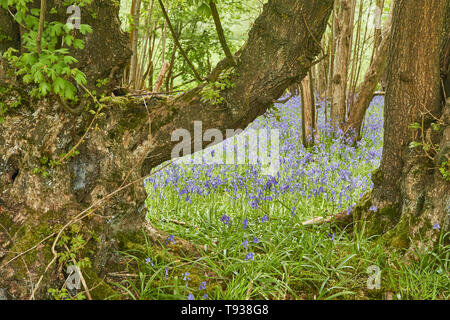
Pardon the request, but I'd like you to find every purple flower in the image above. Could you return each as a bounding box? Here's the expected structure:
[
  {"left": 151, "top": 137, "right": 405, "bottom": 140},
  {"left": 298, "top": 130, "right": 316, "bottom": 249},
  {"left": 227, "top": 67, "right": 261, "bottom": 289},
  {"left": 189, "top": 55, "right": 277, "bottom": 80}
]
[
  {"left": 187, "top": 293, "right": 194, "bottom": 300},
  {"left": 433, "top": 223, "right": 440, "bottom": 230},
  {"left": 167, "top": 234, "right": 176, "bottom": 245},
  {"left": 261, "top": 215, "right": 269, "bottom": 223},
  {"left": 328, "top": 233, "right": 336, "bottom": 241},
  {"left": 199, "top": 281, "right": 206, "bottom": 290},
  {"left": 221, "top": 215, "right": 231, "bottom": 225},
  {"left": 242, "top": 240, "right": 249, "bottom": 249},
  {"left": 291, "top": 206, "right": 296, "bottom": 217},
  {"left": 250, "top": 200, "right": 259, "bottom": 209},
  {"left": 245, "top": 252, "right": 255, "bottom": 261},
  {"left": 182, "top": 272, "right": 191, "bottom": 281},
  {"left": 253, "top": 236, "right": 259, "bottom": 243},
  {"left": 369, "top": 205, "right": 377, "bottom": 212},
  {"left": 346, "top": 206, "right": 353, "bottom": 215},
  {"left": 243, "top": 218, "right": 248, "bottom": 230},
  {"left": 145, "top": 257, "right": 154, "bottom": 266},
  {"left": 203, "top": 293, "right": 208, "bottom": 299}
]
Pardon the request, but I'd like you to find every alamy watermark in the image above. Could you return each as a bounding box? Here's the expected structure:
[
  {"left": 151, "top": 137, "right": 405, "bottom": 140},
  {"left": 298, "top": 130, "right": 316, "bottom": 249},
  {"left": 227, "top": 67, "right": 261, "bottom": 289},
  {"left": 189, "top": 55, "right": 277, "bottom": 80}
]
[
  {"left": 66, "top": 5, "right": 81, "bottom": 30},
  {"left": 372, "top": 5, "right": 383, "bottom": 30},
  {"left": 171, "top": 121, "right": 280, "bottom": 176},
  {"left": 367, "top": 265, "right": 382, "bottom": 290},
  {"left": 65, "top": 265, "right": 81, "bottom": 291}
]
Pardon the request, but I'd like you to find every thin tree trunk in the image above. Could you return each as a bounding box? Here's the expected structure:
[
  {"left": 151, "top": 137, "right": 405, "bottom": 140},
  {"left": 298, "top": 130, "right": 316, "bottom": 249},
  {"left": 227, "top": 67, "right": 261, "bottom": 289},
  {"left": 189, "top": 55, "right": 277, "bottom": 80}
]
[
  {"left": 209, "top": 0, "right": 236, "bottom": 66},
  {"left": 330, "top": 0, "right": 355, "bottom": 129},
  {"left": 35, "top": 0, "right": 47, "bottom": 55},
  {"left": 161, "top": 0, "right": 168, "bottom": 64},
  {"left": 129, "top": 0, "right": 142, "bottom": 87},
  {"left": 157, "top": 0, "right": 203, "bottom": 82},
  {"left": 301, "top": 70, "right": 316, "bottom": 147},
  {"left": 343, "top": 0, "right": 394, "bottom": 142}
]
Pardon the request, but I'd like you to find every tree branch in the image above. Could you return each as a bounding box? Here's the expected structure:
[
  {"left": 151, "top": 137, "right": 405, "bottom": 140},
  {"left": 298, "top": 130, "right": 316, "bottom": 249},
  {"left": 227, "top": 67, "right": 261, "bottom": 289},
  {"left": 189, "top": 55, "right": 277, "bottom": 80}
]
[
  {"left": 157, "top": 0, "right": 204, "bottom": 82},
  {"left": 209, "top": 0, "right": 236, "bottom": 66},
  {"left": 36, "top": 0, "right": 46, "bottom": 55}
]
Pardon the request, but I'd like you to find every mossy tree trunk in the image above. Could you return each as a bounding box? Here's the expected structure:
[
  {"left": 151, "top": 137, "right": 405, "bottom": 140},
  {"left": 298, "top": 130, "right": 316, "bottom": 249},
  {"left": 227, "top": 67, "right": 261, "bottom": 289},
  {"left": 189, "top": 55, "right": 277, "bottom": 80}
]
[
  {"left": 0, "top": 0, "right": 333, "bottom": 299},
  {"left": 356, "top": 0, "right": 450, "bottom": 252}
]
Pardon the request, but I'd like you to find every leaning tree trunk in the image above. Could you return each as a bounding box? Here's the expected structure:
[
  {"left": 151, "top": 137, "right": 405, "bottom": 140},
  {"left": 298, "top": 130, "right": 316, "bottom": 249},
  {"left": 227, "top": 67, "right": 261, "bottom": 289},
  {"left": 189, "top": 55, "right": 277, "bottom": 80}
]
[
  {"left": 343, "top": 0, "right": 394, "bottom": 143},
  {"left": 355, "top": 0, "right": 450, "bottom": 253},
  {"left": 0, "top": 0, "right": 333, "bottom": 299}
]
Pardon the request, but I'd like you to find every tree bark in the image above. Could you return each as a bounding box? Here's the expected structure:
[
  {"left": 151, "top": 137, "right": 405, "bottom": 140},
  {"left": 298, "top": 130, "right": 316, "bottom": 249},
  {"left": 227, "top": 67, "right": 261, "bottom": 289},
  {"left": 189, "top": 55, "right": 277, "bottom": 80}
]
[
  {"left": 343, "top": 1, "right": 394, "bottom": 142},
  {"left": 0, "top": 0, "right": 333, "bottom": 299},
  {"left": 330, "top": 0, "right": 354, "bottom": 129},
  {"left": 129, "top": 0, "right": 142, "bottom": 87},
  {"left": 300, "top": 70, "right": 316, "bottom": 147},
  {"left": 355, "top": 0, "right": 450, "bottom": 253}
]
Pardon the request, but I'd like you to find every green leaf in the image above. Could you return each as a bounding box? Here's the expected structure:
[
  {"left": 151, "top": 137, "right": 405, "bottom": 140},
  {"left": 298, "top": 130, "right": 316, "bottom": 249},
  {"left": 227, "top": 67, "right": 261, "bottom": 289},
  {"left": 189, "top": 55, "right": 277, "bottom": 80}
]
[
  {"left": 80, "top": 24, "right": 93, "bottom": 35},
  {"left": 39, "top": 82, "right": 51, "bottom": 96},
  {"left": 63, "top": 35, "right": 74, "bottom": 46},
  {"left": 63, "top": 55, "right": 78, "bottom": 65},
  {"left": 73, "top": 39, "right": 85, "bottom": 50},
  {"left": 197, "top": 3, "right": 211, "bottom": 17}
]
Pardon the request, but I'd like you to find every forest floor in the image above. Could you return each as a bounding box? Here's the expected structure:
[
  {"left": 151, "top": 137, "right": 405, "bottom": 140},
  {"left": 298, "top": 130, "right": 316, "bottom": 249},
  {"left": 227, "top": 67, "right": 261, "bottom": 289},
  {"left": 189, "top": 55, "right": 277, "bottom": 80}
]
[{"left": 109, "top": 96, "right": 449, "bottom": 300}]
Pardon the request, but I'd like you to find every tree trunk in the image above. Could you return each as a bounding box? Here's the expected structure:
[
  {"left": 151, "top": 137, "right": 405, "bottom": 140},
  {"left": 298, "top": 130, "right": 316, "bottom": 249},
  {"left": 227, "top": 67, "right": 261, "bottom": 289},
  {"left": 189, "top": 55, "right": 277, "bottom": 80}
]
[
  {"left": 0, "top": 0, "right": 333, "bottom": 299},
  {"left": 300, "top": 70, "right": 316, "bottom": 147},
  {"left": 343, "top": 1, "right": 394, "bottom": 142},
  {"left": 330, "top": 0, "right": 354, "bottom": 129},
  {"left": 315, "top": 37, "right": 329, "bottom": 100},
  {"left": 129, "top": 0, "right": 142, "bottom": 88},
  {"left": 355, "top": 0, "right": 450, "bottom": 253}
]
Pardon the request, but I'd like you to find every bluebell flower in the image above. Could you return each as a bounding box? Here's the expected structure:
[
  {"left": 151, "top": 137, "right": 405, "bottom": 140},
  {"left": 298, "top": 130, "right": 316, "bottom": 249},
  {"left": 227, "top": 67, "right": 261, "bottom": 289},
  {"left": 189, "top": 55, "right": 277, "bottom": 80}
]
[
  {"left": 221, "top": 215, "right": 231, "bottom": 225},
  {"left": 369, "top": 205, "right": 377, "bottom": 212},
  {"left": 183, "top": 272, "right": 191, "bottom": 281},
  {"left": 433, "top": 223, "right": 440, "bottom": 230},
  {"left": 346, "top": 206, "right": 353, "bottom": 215},
  {"left": 250, "top": 200, "right": 259, "bottom": 209},
  {"left": 242, "top": 240, "right": 249, "bottom": 249},
  {"left": 243, "top": 218, "right": 248, "bottom": 230},
  {"left": 199, "top": 281, "right": 206, "bottom": 290},
  {"left": 203, "top": 293, "right": 208, "bottom": 299},
  {"left": 261, "top": 215, "right": 269, "bottom": 223},
  {"left": 245, "top": 252, "right": 255, "bottom": 261},
  {"left": 145, "top": 257, "right": 154, "bottom": 266},
  {"left": 187, "top": 293, "right": 194, "bottom": 300},
  {"left": 166, "top": 234, "right": 176, "bottom": 245},
  {"left": 253, "top": 236, "right": 259, "bottom": 243}
]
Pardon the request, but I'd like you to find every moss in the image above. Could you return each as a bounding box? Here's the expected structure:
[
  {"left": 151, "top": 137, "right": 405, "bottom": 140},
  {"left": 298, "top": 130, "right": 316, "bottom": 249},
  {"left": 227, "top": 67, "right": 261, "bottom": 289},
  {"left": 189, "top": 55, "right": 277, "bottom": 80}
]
[
  {"left": 4, "top": 220, "right": 59, "bottom": 287},
  {"left": 115, "top": 230, "right": 146, "bottom": 252},
  {"left": 118, "top": 109, "right": 147, "bottom": 132},
  {"left": 352, "top": 192, "right": 401, "bottom": 237},
  {"left": 384, "top": 218, "right": 411, "bottom": 250},
  {"left": 82, "top": 266, "right": 119, "bottom": 300},
  {"left": 371, "top": 168, "right": 383, "bottom": 185}
]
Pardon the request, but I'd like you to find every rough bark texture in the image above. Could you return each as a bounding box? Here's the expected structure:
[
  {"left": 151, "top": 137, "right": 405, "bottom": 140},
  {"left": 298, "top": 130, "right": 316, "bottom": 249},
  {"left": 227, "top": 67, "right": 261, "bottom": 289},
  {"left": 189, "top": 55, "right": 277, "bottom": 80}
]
[
  {"left": 330, "top": 0, "right": 354, "bottom": 129},
  {"left": 0, "top": 0, "right": 333, "bottom": 299},
  {"left": 343, "top": 1, "right": 393, "bottom": 142},
  {"left": 356, "top": 0, "right": 450, "bottom": 252}
]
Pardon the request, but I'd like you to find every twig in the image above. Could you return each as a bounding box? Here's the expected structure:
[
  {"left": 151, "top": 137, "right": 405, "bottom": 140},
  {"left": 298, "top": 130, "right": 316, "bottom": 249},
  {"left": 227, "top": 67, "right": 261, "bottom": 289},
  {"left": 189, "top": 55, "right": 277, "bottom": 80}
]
[
  {"left": 36, "top": 0, "right": 47, "bottom": 55},
  {"left": 63, "top": 244, "right": 92, "bottom": 300},
  {"left": 157, "top": 0, "right": 204, "bottom": 82}
]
